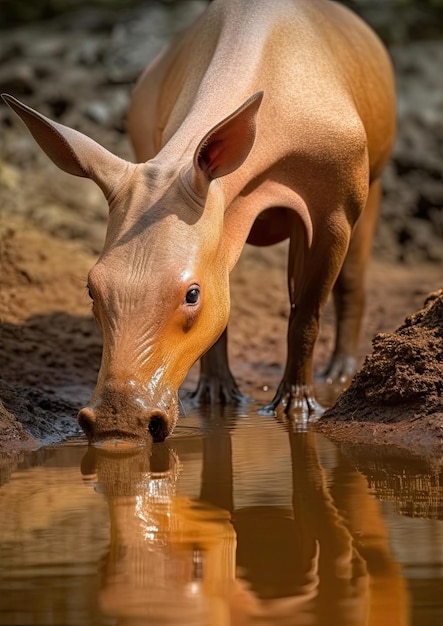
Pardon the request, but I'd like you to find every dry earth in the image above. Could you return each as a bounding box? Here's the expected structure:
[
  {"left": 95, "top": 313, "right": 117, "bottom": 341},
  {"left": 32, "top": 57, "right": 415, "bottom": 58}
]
[{"left": 0, "top": 2, "right": 442, "bottom": 460}]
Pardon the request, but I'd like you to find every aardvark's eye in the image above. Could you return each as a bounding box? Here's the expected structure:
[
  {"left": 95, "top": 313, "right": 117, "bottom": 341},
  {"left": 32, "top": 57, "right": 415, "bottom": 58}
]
[{"left": 185, "top": 286, "right": 200, "bottom": 305}]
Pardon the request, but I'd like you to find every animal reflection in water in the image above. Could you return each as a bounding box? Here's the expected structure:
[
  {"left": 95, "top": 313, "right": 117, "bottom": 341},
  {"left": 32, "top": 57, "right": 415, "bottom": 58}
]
[{"left": 81, "top": 423, "right": 409, "bottom": 626}]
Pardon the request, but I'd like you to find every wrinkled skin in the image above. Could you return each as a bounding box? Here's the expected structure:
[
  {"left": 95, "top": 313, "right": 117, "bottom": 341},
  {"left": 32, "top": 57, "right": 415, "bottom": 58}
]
[
  {"left": 2, "top": 0, "right": 396, "bottom": 444},
  {"left": 81, "top": 163, "right": 234, "bottom": 441}
]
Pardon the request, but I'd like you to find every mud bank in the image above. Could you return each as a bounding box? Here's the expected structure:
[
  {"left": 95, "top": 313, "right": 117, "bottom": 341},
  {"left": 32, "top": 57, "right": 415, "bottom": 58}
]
[{"left": 315, "top": 291, "right": 443, "bottom": 459}]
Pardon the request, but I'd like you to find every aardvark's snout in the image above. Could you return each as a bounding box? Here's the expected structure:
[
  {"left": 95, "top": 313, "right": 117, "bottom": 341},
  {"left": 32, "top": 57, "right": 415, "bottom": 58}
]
[{"left": 77, "top": 381, "right": 177, "bottom": 444}]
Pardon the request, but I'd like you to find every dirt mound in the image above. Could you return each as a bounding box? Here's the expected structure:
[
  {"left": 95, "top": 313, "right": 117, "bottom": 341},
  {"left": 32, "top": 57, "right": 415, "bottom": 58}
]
[
  {"left": 333, "top": 290, "right": 443, "bottom": 417},
  {"left": 316, "top": 291, "right": 443, "bottom": 457}
]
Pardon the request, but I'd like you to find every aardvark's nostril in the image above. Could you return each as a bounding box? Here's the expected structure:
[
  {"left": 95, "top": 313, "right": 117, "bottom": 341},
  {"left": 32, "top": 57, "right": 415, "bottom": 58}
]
[
  {"left": 78, "top": 407, "right": 96, "bottom": 438},
  {"left": 147, "top": 412, "right": 169, "bottom": 442}
]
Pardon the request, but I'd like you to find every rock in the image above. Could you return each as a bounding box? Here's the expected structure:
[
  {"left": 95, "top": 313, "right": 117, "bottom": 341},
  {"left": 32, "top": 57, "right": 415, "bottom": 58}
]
[
  {"left": 0, "top": 62, "right": 35, "bottom": 96},
  {"left": 105, "top": 1, "right": 208, "bottom": 83},
  {"left": 83, "top": 88, "right": 129, "bottom": 129}
]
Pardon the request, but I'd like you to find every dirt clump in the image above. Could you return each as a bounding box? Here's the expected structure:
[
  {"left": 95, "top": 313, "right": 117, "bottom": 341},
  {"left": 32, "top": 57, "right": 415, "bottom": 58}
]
[
  {"left": 0, "top": 396, "right": 35, "bottom": 452},
  {"left": 316, "top": 291, "right": 443, "bottom": 457}
]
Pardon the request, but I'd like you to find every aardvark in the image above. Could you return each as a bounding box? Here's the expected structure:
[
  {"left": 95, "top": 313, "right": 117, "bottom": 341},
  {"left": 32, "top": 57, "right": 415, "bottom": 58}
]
[{"left": 2, "top": 0, "right": 396, "bottom": 443}]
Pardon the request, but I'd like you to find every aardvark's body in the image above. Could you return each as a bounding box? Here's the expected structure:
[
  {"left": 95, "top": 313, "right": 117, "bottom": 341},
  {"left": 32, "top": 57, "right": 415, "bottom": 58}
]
[{"left": 3, "top": 0, "right": 396, "bottom": 444}]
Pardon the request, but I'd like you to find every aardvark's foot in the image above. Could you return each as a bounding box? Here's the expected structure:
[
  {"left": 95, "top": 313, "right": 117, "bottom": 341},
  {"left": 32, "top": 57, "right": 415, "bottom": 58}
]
[
  {"left": 186, "top": 374, "right": 251, "bottom": 406},
  {"left": 316, "top": 355, "right": 357, "bottom": 385},
  {"left": 258, "top": 382, "right": 325, "bottom": 427}
]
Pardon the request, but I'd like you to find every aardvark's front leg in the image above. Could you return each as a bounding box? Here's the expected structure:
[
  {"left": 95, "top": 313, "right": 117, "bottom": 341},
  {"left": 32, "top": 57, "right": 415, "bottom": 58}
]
[
  {"left": 187, "top": 328, "right": 249, "bottom": 405},
  {"left": 259, "top": 302, "right": 325, "bottom": 422},
  {"left": 260, "top": 218, "right": 351, "bottom": 425}
]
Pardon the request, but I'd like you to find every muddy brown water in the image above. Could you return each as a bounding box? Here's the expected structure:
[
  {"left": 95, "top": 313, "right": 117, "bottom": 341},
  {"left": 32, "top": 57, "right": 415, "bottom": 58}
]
[{"left": 0, "top": 404, "right": 442, "bottom": 626}]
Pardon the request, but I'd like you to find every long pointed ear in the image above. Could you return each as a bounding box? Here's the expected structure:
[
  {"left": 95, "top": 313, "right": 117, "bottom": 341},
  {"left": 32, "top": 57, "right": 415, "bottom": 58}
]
[
  {"left": 192, "top": 91, "right": 263, "bottom": 194},
  {"left": 2, "top": 93, "right": 130, "bottom": 199}
]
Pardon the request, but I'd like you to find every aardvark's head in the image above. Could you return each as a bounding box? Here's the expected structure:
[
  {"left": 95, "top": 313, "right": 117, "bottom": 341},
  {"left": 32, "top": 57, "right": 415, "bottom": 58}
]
[{"left": 2, "top": 92, "right": 262, "bottom": 444}]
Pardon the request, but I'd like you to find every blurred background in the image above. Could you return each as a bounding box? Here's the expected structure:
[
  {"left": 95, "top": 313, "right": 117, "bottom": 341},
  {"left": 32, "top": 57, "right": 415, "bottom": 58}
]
[
  {"left": 1, "top": 0, "right": 443, "bottom": 40},
  {"left": 1, "top": 0, "right": 442, "bottom": 263}
]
